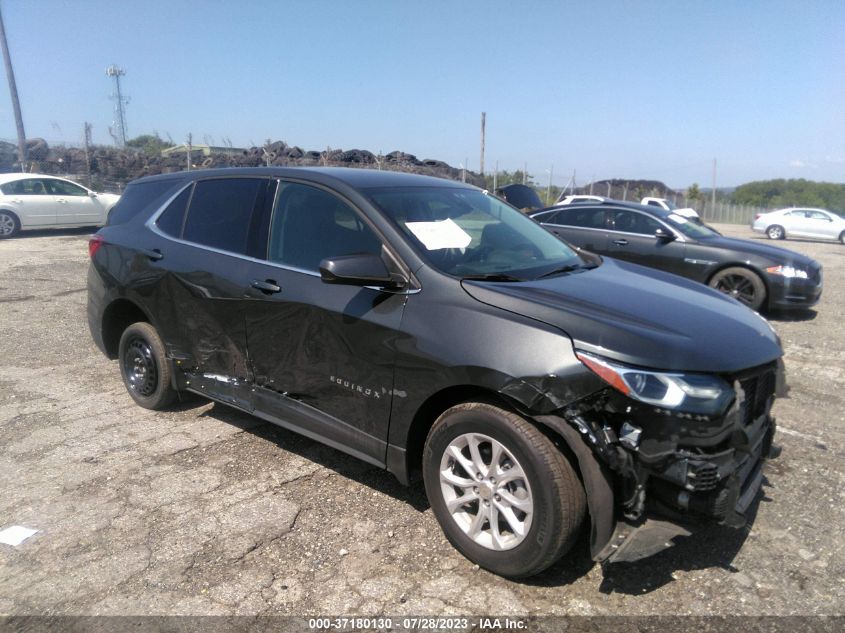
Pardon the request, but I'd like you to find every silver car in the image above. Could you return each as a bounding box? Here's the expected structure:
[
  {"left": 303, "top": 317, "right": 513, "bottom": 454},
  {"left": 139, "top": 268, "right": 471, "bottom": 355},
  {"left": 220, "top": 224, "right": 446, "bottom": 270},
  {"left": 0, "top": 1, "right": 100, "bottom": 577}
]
[{"left": 752, "top": 207, "right": 845, "bottom": 244}]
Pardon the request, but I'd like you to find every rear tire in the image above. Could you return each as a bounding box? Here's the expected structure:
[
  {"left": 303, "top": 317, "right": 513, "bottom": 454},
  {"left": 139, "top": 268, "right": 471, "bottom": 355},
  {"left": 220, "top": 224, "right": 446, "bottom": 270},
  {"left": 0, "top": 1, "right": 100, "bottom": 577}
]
[
  {"left": 708, "top": 267, "right": 767, "bottom": 311},
  {"left": 118, "top": 322, "right": 176, "bottom": 410},
  {"left": 423, "top": 402, "right": 585, "bottom": 578},
  {"left": 839, "top": 231, "right": 845, "bottom": 245},
  {"left": 766, "top": 225, "right": 785, "bottom": 240},
  {"left": 0, "top": 210, "right": 20, "bottom": 238}
]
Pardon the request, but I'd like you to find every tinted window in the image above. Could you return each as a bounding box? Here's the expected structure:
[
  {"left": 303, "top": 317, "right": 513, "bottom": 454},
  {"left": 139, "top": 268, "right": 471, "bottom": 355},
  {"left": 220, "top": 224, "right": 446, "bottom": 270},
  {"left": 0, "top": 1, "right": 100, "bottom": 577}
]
[
  {"left": 268, "top": 183, "right": 382, "bottom": 271},
  {"left": 182, "top": 178, "right": 266, "bottom": 254},
  {"left": 808, "top": 211, "right": 829, "bottom": 220},
  {"left": 2, "top": 179, "right": 48, "bottom": 195},
  {"left": 45, "top": 179, "right": 88, "bottom": 196},
  {"left": 156, "top": 186, "right": 192, "bottom": 237},
  {"left": 556, "top": 207, "right": 607, "bottom": 229},
  {"left": 610, "top": 210, "right": 663, "bottom": 235},
  {"left": 107, "top": 179, "right": 181, "bottom": 226}
]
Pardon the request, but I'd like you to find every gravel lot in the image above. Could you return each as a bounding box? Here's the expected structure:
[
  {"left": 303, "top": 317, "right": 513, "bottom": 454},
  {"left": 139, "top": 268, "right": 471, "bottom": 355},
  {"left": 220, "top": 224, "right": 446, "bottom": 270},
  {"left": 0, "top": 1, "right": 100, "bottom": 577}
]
[{"left": 0, "top": 224, "right": 842, "bottom": 617}]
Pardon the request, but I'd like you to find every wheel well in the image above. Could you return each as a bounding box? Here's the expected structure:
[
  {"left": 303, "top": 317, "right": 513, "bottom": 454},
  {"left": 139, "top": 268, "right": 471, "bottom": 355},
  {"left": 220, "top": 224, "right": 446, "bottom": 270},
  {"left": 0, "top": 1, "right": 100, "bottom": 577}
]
[
  {"left": 0, "top": 208, "right": 20, "bottom": 222},
  {"left": 706, "top": 263, "right": 771, "bottom": 308},
  {"left": 403, "top": 385, "right": 508, "bottom": 482},
  {"left": 101, "top": 299, "right": 149, "bottom": 359}
]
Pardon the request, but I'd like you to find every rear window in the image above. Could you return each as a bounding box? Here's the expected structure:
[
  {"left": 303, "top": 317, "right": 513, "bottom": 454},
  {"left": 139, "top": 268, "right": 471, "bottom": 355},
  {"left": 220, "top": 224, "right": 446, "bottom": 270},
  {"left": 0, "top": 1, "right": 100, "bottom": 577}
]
[
  {"left": 181, "top": 178, "right": 267, "bottom": 255},
  {"left": 156, "top": 185, "right": 192, "bottom": 237},
  {"left": 107, "top": 179, "right": 182, "bottom": 226}
]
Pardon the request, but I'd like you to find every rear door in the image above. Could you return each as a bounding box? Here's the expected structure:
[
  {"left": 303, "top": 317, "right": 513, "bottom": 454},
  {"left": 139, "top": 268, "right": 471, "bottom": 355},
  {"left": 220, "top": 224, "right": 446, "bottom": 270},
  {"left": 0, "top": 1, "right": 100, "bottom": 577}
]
[
  {"left": 147, "top": 176, "right": 277, "bottom": 408},
  {"left": 540, "top": 206, "right": 609, "bottom": 253},
  {"left": 242, "top": 180, "right": 407, "bottom": 464},
  {"left": 1, "top": 178, "right": 56, "bottom": 226}
]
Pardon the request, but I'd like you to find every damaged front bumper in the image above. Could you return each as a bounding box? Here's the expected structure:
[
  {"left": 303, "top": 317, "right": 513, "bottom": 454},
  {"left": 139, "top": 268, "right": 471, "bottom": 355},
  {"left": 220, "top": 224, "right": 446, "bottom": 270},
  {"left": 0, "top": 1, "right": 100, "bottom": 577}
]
[{"left": 546, "top": 360, "right": 783, "bottom": 565}]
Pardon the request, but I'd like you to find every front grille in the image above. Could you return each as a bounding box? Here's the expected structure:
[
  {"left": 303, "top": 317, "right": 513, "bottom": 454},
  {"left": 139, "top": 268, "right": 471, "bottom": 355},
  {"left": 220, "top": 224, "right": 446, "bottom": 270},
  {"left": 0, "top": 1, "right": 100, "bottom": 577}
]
[
  {"left": 687, "top": 462, "right": 719, "bottom": 491},
  {"left": 738, "top": 368, "right": 776, "bottom": 426}
]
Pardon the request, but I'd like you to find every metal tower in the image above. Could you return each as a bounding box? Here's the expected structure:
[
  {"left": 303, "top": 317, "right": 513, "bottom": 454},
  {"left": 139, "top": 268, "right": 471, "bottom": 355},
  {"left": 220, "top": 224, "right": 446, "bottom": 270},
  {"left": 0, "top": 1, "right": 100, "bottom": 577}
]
[{"left": 106, "top": 65, "right": 129, "bottom": 147}]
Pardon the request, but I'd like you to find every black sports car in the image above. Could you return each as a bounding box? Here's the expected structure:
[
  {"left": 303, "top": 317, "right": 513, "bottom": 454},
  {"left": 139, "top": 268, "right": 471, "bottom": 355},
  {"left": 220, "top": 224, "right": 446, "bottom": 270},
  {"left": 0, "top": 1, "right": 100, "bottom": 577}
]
[{"left": 530, "top": 199, "right": 822, "bottom": 311}]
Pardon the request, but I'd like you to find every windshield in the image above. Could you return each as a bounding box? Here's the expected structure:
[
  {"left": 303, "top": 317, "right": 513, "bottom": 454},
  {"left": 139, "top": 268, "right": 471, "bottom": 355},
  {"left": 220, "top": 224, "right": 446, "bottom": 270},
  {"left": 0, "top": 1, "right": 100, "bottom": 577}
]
[
  {"left": 663, "top": 212, "right": 720, "bottom": 238},
  {"left": 367, "top": 186, "right": 587, "bottom": 280}
]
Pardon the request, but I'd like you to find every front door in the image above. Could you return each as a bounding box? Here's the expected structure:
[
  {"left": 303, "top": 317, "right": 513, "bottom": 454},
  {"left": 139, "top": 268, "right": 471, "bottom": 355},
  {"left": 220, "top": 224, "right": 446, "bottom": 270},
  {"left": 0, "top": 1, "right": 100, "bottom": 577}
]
[
  {"left": 604, "top": 209, "right": 689, "bottom": 276},
  {"left": 244, "top": 181, "right": 407, "bottom": 465},
  {"left": 44, "top": 178, "right": 102, "bottom": 225}
]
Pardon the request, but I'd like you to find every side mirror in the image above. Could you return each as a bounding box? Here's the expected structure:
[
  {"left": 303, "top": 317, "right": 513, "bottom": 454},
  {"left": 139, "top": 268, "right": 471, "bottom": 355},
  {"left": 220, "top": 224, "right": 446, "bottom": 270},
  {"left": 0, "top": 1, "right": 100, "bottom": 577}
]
[
  {"left": 654, "top": 228, "right": 676, "bottom": 241},
  {"left": 319, "top": 253, "right": 406, "bottom": 290},
  {"left": 88, "top": 191, "right": 97, "bottom": 198}
]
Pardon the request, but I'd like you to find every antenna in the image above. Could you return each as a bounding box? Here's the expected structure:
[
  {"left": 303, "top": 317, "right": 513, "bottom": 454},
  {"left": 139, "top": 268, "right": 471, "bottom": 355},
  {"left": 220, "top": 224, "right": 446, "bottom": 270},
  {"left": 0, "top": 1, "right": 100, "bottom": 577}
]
[{"left": 106, "top": 65, "right": 129, "bottom": 147}]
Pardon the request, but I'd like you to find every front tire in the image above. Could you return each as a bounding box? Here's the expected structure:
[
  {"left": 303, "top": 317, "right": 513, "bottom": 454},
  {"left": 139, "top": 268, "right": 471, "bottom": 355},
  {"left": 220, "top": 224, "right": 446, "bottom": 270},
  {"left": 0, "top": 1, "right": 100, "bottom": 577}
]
[
  {"left": 708, "top": 267, "right": 767, "bottom": 311},
  {"left": 839, "top": 231, "right": 845, "bottom": 245},
  {"left": 0, "top": 210, "right": 20, "bottom": 238},
  {"left": 766, "top": 225, "right": 785, "bottom": 240},
  {"left": 118, "top": 322, "right": 176, "bottom": 410},
  {"left": 423, "top": 402, "right": 585, "bottom": 578}
]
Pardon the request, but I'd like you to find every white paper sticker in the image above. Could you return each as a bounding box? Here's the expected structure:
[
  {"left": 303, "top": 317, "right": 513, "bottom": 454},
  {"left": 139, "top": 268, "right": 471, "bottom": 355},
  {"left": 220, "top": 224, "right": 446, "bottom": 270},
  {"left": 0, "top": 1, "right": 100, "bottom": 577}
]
[
  {"left": 668, "top": 213, "right": 689, "bottom": 224},
  {"left": 0, "top": 526, "right": 38, "bottom": 546},
  {"left": 405, "top": 218, "right": 472, "bottom": 250}
]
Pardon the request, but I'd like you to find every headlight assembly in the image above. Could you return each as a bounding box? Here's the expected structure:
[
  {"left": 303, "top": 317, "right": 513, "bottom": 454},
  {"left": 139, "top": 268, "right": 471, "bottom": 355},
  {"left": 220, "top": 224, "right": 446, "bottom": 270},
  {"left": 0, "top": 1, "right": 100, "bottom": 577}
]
[
  {"left": 766, "top": 265, "right": 808, "bottom": 279},
  {"left": 576, "top": 351, "right": 734, "bottom": 416}
]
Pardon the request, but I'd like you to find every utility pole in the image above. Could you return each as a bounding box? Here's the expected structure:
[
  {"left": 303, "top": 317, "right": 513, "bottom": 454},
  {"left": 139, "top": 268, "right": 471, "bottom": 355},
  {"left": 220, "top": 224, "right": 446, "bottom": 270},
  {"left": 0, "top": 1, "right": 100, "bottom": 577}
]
[
  {"left": 479, "top": 112, "right": 486, "bottom": 177},
  {"left": 711, "top": 158, "right": 717, "bottom": 209},
  {"left": 493, "top": 159, "right": 498, "bottom": 191},
  {"left": 589, "top": 174, "right": 595, "bottom": 195},
  {"left": 106, "top": 65, "right": 129, "bottom": 147},
  {"left": 522, "top": 162, "right": 527, "bottom": 185},
  {"left": 546, "top": 165, "right": 554, "bottom": 205},
  {"left": 82, "top": 122, "right": 93, "bottom": 186},
  {"left": 0, "top": 4, "right": 27, "bottom": 170},
  {"left": 186, "top": 133, "right": 192, "bottom": 171}
]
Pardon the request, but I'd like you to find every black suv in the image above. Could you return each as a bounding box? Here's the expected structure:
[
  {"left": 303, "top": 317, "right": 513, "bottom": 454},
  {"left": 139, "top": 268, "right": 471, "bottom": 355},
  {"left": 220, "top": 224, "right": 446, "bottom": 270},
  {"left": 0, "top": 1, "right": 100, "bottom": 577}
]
[
  {"left": 88, "top": 168, "right": 783, "bottom": 578},
  {"left": 530, "top": 199, "right": 822, "bottom": 312}
]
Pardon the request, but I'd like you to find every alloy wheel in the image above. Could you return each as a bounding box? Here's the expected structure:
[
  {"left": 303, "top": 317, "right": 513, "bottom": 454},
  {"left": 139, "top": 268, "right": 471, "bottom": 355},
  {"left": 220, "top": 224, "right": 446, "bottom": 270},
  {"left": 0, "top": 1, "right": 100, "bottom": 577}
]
[
  {"left": 715, "top": 273, "right": 758, "bottom": 307},
  {"left": 438, "top": 432, "right": 533, "bottom": 551},
  {"left": 0, "top": 213, "right": 15, "bottom": 237}
]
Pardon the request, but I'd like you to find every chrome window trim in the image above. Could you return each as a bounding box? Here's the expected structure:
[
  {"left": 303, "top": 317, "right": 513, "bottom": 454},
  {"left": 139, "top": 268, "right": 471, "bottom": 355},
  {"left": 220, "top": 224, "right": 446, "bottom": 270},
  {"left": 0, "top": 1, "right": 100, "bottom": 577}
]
[
  {"left": 540, "top": 207, "right": 687, "bottom": 243},
  {"left": 144, "top": 176, "right": 421, "bottom": 294}
]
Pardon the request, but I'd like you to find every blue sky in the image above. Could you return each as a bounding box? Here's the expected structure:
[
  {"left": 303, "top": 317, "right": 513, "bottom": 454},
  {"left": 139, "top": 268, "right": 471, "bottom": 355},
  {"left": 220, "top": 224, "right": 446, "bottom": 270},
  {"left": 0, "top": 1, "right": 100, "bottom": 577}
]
[{"left": 1, "top": 0, "right": 843, "bottom": 188}]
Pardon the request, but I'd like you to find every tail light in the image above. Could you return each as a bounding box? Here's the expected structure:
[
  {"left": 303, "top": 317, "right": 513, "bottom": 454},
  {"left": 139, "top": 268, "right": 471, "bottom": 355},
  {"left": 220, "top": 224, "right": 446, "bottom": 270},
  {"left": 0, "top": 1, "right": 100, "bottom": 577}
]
[
  {"left": 88, "top": 234, "right": 105, "bottom": 258},
  {"left": 754, "top": 213, "right": 762, "bottom": 220}
]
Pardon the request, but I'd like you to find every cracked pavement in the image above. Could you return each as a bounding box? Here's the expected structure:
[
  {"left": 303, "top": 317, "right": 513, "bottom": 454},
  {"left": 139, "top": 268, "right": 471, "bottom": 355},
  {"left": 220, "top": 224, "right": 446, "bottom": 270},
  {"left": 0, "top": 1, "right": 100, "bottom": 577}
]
[{"left": 0, "top": 225, "right": 842, "bottom": 616}]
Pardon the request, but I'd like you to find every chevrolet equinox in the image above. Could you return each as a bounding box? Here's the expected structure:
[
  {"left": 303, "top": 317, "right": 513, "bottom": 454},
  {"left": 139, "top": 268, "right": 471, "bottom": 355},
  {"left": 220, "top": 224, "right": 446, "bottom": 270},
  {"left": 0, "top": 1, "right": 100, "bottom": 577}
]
[{"left": 88, "top": 168, "right": 783, "bottom": 578}]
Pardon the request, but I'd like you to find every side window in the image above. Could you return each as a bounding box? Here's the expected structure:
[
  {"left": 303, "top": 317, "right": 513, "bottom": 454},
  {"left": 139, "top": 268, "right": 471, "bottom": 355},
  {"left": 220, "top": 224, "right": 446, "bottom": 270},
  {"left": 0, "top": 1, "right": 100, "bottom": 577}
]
[
  {"left": 808, "top": 211, "right": 829, "bottom": 220},
  {"left": 156, "top": 185, "right": 193, "bottom": 237},
  {"left": 5, "top": 179, "right": 48, "bottom": 195},
  {"left": 268, "top": 183, "right": 382, "bottom": 271},
  {"left": 46, "top": 179, "right": 88, "bottom": 196},
  {"left": 610, "top": 210, "right": 662, "bottom": 235},
  {"left": 558, "top": 207, "right": 606, "bottom": 229},
  {"left": 108, "top": 179, "right": 182, "bottom": 226},
  {"left": 182, "top": 178, "right": 268, "bottom": 255}
]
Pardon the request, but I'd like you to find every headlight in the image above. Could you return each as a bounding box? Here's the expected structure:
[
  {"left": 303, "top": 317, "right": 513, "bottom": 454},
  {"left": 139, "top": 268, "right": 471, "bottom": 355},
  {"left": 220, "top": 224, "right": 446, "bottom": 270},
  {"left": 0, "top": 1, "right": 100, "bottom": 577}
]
[
  {"left": 576, "top": 351, "right": 734, "bottom": 416},
  {"left": 766, "top": 265, "right": 808, "bottom": 279}
]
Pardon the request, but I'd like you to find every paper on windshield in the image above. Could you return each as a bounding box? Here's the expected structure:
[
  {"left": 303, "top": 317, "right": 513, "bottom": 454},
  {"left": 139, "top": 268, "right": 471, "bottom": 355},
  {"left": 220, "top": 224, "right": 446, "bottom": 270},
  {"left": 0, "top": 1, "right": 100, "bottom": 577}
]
[
  {"left": 405, "top": 218, "right": 472, "bottom": 250},
  {"left": 668, "top": 213, "right": 689, "bottom": 224}
]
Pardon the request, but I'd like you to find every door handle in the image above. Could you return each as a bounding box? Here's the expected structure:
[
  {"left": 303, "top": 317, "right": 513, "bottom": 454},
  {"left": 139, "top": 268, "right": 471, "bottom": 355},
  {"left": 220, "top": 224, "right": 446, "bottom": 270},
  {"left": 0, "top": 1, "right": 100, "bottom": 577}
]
[
  {"left": 612, "top": 239, "right": 629, "bottom": 246},
  {"left": 251, "top": 279, "right": 281, "bottom": 294},
  {"left": 57, "top": 199, "right": 68, "bottom": 204},
  {"left": 140, "top": 248, "right": 163, "bottom": 261}
]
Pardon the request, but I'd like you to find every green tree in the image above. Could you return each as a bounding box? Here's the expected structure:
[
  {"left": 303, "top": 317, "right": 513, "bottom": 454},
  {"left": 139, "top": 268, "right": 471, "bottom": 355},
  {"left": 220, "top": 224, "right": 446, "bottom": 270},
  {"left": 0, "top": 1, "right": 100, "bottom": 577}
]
[
  {"left": 732, "top": 179, "right": 845, "bottom": 210},
  {"left": 126, "top": 133, "right": 173, "bottom": 157},
  {"left": 686, "top": 183, "right": 702, "bottom": 201}
]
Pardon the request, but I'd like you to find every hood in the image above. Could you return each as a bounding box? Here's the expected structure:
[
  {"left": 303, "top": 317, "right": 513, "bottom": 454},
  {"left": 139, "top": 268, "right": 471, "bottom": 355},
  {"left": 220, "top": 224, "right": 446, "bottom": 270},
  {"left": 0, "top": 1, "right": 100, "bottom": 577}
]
[
  {"left": 461, "top": 258, "right": 782, "bottom": 373},
  {"left": 699, "top": 235, "right": 819, "bottom": 268}
]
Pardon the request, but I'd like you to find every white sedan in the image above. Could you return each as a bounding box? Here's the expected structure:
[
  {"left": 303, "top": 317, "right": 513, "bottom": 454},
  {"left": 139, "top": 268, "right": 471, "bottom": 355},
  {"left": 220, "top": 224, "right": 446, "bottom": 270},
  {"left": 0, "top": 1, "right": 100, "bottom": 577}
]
[
  {"left": 0, "top": 173, "right": 121, "bottom": 238},
  {"left": 752, "top": 207, "right": 845, "bottom": 244}
]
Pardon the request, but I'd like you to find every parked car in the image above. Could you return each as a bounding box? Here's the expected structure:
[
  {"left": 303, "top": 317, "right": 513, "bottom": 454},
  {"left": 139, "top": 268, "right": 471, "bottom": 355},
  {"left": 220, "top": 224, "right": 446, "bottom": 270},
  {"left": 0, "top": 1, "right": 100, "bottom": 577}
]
[
  {"left": 530, "top": 198, "right": 821, "bottom": 312},
  {"left": 0, "top": 173, "right": 120, "bottom": 238},
  {"left": 752, "top": 207, "right": 845, "bottom": 244},
  {"left": 494, "top": 183, "right": 543, "bottom": 211},
  {"left": 641, "top": 196, "right": 701, "bottom": 222},
  {"left": 89, "top": 168, "right": 784, "bottom": 578},
  {"left": 555, "top": 194, "right": 605, "bottom": 205}
]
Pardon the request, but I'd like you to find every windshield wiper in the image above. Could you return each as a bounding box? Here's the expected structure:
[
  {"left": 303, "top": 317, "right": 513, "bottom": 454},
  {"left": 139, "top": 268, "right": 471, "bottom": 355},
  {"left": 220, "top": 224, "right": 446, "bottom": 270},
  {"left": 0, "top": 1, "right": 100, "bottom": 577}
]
[
  {"left": 536, "top": 263, "right": 597, "bottom": 279},
  {"left": 460, "top": 273, "right": 524, "bottom": 282}
]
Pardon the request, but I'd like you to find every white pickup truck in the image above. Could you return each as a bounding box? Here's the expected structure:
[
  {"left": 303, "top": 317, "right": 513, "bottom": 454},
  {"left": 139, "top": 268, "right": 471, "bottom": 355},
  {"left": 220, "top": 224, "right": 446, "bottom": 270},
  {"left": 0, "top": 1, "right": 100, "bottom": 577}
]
[{"left": 641, "top": 197, "right": 701, "bottom": 222}]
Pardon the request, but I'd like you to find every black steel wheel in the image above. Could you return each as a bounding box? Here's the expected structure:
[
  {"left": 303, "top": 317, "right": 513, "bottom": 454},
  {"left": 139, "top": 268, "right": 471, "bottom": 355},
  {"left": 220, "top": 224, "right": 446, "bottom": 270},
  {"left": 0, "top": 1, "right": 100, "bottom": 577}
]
[
  {"left": 709, "top": 267, "right": 766, "bottom": 311},
  {"left": 766, "top": 225, "right": 785, "bottom": 240},
  {"left": 423, "top": 402, "right": 585, "bottom": 578},
  {"left": 118, "top": 322, "right": 176, "bottom": 410}
]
